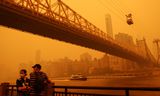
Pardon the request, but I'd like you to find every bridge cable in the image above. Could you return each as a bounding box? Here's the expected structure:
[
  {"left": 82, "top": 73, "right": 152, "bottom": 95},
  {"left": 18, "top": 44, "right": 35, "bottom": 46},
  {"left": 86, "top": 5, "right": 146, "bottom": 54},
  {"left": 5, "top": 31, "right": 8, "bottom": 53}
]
[
  {"left": 110, "top": 0, "right": 129, "bottom": 15},
  {"left": 96, "top": 0, "right": 125, "bottom": 23},
  {"left": 104, "top": 0, "right": 126, "bottom": 17},
  {"left": 104, "top": 0, "right": 138, "bottom": 36}
]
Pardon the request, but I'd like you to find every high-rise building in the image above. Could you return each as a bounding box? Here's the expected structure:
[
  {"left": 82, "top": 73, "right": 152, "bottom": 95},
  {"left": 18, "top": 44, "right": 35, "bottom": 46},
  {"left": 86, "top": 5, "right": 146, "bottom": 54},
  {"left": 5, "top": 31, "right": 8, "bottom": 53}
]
[
  {"left": 80, "top": 53, "right": 92, "bottom": 62},
  {"left": 105, "top": 14, "right": 113, "bottom": 38},
  {"left": 35, "top": 50, "right": 41, "bottom": 64},
  {"left": 115, "top": 33, "right": 134, "bottom": 45}
]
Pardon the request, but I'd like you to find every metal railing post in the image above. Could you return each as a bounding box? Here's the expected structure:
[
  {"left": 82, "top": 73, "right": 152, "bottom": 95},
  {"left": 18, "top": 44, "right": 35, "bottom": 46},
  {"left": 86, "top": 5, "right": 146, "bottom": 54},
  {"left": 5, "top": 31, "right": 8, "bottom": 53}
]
[
  {"left": 125, "top": 89, "right": 129, "bottom": 96},
  {"left": 47, "top": 83, "right": 54, "bottom": 96},
  {"left": 65, "top": 87, "right": 68, "bottom": 96},
  {"left": 10, "top": 86, "right": 14, "bottom": 96}
]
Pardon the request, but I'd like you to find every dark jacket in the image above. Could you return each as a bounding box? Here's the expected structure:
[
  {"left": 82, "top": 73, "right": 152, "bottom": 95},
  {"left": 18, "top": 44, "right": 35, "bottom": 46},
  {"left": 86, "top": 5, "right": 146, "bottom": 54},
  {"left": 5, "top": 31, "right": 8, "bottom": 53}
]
[
  {"left": 30, "top": 71, "right": 50, "bottom": 95},
  {"left": 16, "top": 78, "right": 30, "bottom": 96}
]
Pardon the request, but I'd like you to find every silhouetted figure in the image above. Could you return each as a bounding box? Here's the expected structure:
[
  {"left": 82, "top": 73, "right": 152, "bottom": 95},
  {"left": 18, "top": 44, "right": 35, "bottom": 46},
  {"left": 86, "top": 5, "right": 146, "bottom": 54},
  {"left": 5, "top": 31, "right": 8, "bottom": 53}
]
[
  {"left": 16, "top": 69, "right": 30, "bottom": 96},
  {"left": 30, "top": 64, "right": 50, "bottom": 96}
]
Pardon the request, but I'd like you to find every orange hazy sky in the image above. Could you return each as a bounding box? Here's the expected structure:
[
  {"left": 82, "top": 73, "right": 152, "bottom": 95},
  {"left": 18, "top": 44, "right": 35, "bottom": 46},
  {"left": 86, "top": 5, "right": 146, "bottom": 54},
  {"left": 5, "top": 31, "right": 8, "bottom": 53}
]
[{"left": 0, "top": 0, "right": 160, "bottom": 81}]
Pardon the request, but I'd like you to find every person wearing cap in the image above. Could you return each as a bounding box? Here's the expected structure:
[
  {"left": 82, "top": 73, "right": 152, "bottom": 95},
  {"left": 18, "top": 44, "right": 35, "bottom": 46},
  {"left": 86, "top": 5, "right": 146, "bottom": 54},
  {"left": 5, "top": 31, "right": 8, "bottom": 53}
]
[{"left": 29, "top": 64, "right": 50, "bottom": 96}]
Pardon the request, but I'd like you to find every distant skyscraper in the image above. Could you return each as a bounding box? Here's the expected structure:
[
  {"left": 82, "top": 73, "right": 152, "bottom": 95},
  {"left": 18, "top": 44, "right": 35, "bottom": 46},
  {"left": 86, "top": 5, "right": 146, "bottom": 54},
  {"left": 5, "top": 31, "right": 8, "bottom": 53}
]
[
  {"left": 80, "top": 53, "right": 92, "bottom": 62},
  {"left": 35, "top": 50, "right": 41, "bottom": 64},
  {"left": 115, "top": 33, "right": 134, "bottom": 45},
  {"left": 105, "top": 14, "right": 113, "bottom": 38}
]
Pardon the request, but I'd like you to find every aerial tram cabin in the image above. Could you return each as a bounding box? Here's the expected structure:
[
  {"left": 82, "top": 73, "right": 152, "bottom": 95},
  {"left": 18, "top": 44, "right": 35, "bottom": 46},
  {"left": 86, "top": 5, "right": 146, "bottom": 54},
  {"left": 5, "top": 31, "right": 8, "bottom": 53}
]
[{"left": 126, "top": 13, "right": 133, "bottom": 25}]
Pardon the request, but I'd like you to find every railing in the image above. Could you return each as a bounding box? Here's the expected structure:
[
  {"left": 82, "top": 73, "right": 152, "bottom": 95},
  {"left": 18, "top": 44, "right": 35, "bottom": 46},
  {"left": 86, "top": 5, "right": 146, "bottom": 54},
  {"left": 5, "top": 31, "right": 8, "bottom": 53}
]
[
  {"left": 1, "top": 83, "right": 160, "bottom": 96},
  {"left": 52, "top": 86, "right": 160, "bottom": 96},
  {"left": 8, "top": 85, "right": 17, "bottom": 96}
]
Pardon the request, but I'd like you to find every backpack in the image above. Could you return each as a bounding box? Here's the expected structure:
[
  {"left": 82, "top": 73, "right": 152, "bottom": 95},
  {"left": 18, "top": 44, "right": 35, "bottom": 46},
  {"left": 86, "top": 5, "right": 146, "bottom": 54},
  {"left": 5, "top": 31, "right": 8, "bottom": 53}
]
[{"left": 34, "top": 72, "right": 46, "bottom": 93}]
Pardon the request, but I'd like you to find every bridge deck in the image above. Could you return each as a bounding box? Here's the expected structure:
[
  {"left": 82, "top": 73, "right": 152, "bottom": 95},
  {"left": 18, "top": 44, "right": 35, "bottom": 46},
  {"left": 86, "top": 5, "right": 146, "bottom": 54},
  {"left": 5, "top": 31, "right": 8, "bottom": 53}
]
[{"left": 0, "top": 0, "right": 151, "bottom": 64}]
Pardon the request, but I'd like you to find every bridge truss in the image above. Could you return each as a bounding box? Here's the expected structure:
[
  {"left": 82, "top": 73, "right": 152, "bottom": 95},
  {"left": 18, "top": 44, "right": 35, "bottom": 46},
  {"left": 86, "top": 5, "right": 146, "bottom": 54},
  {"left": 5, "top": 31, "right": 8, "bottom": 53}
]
[{"left": 0, "top": 0, "right": 156, "bottom": 64}]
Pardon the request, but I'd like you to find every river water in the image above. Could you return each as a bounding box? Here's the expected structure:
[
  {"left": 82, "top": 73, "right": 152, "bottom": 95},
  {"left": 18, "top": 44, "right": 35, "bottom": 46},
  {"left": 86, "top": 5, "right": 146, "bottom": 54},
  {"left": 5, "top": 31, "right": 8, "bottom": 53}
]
[{"left": 52, "top": 76, "right": 160, "bottom": 96}]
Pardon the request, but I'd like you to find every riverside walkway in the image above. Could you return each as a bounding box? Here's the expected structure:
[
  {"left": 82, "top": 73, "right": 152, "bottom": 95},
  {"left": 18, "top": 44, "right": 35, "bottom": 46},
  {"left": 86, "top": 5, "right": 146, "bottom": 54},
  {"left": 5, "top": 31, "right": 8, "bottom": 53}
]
[{"left": 1, "top": 83, "right": 160, "bottom": 96}]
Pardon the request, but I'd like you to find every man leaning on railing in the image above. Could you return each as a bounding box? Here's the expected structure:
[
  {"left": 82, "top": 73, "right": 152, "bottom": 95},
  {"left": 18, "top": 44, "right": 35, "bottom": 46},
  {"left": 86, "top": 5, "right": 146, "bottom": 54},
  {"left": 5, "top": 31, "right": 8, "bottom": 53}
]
[{"left": 30, "top": 64, "right": 51, "bottom": 96}]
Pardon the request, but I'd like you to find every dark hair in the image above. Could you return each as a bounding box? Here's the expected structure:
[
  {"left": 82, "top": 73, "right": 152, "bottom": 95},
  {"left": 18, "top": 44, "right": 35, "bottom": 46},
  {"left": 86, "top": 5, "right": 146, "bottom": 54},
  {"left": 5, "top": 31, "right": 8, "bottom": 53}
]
[
  {"left": 32, "top": 64, "right": 41, "bottom": 69},
  {"left": 20, "top": 69, "right": 27, "bottom": 74}
]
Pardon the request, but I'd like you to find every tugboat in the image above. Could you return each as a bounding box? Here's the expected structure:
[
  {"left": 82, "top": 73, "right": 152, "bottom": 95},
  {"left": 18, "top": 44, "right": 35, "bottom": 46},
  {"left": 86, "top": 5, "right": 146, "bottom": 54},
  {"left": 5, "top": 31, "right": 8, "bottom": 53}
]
[{"left": 70, "top": 74, "right": 87, "bottom": 80}]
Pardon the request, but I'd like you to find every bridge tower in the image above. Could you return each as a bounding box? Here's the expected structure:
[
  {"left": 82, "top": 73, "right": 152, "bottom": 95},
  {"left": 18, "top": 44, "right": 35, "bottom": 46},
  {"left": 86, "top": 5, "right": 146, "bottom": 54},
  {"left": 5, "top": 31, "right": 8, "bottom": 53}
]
[{"left": 153, "top": 39, "right": 160, "bottom": 65}]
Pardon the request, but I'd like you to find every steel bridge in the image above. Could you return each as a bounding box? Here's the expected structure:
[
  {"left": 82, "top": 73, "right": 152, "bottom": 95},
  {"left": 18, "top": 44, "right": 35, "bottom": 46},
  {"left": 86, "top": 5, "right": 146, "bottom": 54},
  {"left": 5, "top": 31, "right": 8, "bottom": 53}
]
[{"left": 0, "top": 0, "right": 155, "bottom": 64}]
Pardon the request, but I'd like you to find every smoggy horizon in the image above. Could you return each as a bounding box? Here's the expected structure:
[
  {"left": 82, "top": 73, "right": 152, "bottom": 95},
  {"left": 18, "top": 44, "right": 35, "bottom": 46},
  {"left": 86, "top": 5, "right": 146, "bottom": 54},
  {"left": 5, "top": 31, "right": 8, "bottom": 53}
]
[{"left": 0, "top": 0, "right": 160, "bottom": 82}]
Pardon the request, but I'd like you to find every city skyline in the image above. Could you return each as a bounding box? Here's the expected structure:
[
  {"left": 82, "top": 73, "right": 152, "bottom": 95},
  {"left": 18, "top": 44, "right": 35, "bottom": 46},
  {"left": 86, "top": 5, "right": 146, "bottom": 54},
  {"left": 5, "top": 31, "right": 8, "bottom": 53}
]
[{"left": 1, "top": 1, "right": 160, "bottom": 96}]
